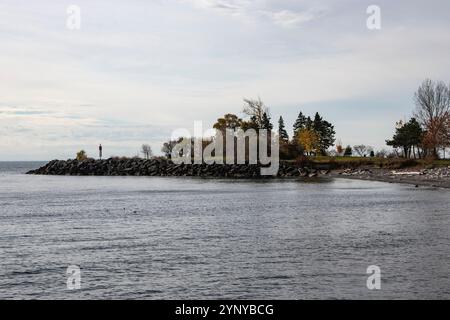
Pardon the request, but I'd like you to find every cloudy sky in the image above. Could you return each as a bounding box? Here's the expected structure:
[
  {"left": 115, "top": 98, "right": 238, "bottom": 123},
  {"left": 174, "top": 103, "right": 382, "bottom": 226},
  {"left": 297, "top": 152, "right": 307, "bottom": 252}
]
[{"left": 1, "top": 0, "right": 450, "bottom": 160}]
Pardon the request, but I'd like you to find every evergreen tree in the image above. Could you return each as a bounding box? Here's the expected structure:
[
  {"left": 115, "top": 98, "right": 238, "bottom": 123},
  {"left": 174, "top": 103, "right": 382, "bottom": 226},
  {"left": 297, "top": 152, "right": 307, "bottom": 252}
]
[
  {"left": 293, "top": 112, "right": 307, "bottom": 136},
  {"left": 278, "top": 116, "right": 289, "bottom": 143},
  {"left": 312, "top": 112, "right": 323, "bottom": 131},
  {"left": 386, "top": 118, "right": 423, "bottom": 158},
  {"left": 241, "top": 115, "right": 259, "bottom": 131},
  {"left": 292, "top": 110, "right": 336, "bottom": 156},
  {"left": 312, "top": 112, "right": 336, "bottom": 154},
  {"left": 305, "top": 116, "right": 313, "bottom": 130},
  {"left": 320, "top": 119, "right": 336, "bottom": 152},
  {"left": 344, "top": 145, "right": 352, "bottom": 156},
  {"left": 261, "top": 112, "right": 273, "bottom": 131}
]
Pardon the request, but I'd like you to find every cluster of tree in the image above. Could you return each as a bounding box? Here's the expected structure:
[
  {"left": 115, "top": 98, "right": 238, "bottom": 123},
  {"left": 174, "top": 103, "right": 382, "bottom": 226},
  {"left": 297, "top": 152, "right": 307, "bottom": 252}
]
[
  {"left": 212, "top": 98, "right": 274, "bottom": 162},
  {"left": 212, "top": 98, "right": 273, "bottom": 133},
  {"left": 386, "top": 118, "right": 423, "bottom": 158},
  {"left": 353, "top": 145, "right": 374, "bottom": 157},
  {"left": 332, "top": 144, "right": 376, "bottom": 157},
  {"left": 160, "top": 98, "right": 337, "bottom": 160},
  {"left": 333, "top": 141, "right": 353, "bottom": 157},
  {"left": 277, "top": 111, "right": 336, "bottom": 158},
  {"left": 386, "top": 79, "right": 450, "bottom": 159},
  {"left": 290, "top": 111, "right": 336, "bottom": 156}
]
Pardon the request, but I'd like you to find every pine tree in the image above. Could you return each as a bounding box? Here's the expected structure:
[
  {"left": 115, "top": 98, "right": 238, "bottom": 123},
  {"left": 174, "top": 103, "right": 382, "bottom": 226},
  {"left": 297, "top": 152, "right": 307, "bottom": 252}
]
[
  {"left": 241, "top": 115, "right": 259, "bottom": 131},
  {"left": 344, "top": 145, "right": 352, "bottom": 156},
  {"left": 312, "top": 112, "right": 336, "bottom": 155},
  {"left": 305, "top": 116, "right": 313, "bottom": 130},
  {"left": 261, "top": 112, "right": 273, "bottom": 131},
  {"left": 278, "top": 116, "right": 289, "bottom": 143},
  {"left": 312, "top": 112, "right": 323, "bottom": 132},
  {"left": 386, "top": 117, "right": 423, "bottom": 158},
  {"left": 293, "top": 112, "right": 307, "bottom": 136}
]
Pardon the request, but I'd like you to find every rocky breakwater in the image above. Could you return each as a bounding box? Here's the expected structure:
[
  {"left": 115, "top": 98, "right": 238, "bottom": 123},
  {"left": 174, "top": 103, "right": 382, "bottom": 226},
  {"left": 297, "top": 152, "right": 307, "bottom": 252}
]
[{"left": 26, "top": 158, "right": 330, "bottom": 178}]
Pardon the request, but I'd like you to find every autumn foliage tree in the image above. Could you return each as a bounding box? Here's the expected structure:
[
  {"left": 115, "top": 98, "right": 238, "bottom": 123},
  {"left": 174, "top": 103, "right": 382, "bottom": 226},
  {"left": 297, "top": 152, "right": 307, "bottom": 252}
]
[
  {"left": 336, "top": 140, "right": 344, "bottom": 155},
  {"left": 298, "top": 129, "right": 319, "bottom": 156},
  {"left": 161, "top": 99, "right": 340, "bottom": 161},
  {"left": 292, "top": 111, "right": 335, "bottom": 155},
  {"left": 414, "top": 79, "right": 450, "bottom": 158},
  {"left": 213, "top": 113, "right": 243, "bottom": 132},
  {"left": 76, "top": 150, "right": 88, "bottom": 161}
]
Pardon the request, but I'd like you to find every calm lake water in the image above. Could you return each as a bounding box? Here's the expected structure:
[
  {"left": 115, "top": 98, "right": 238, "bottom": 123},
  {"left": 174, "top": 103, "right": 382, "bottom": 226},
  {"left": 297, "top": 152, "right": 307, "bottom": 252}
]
[{"left": 0, "top": 162, "right": 449, "bottom": 299}]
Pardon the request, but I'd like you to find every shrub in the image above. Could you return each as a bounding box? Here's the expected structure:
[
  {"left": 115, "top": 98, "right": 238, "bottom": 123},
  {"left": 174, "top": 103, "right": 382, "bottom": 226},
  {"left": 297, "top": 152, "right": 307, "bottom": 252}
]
[{"left": 76, "top": 150, "right": 88, "bottom": 161}]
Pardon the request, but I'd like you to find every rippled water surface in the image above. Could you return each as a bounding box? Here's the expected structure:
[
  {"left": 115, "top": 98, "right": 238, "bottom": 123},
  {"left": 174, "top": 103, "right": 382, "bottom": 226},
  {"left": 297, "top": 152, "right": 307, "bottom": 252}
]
[{"left": 0, "top": 162, "right": 449, "bottom": 299}]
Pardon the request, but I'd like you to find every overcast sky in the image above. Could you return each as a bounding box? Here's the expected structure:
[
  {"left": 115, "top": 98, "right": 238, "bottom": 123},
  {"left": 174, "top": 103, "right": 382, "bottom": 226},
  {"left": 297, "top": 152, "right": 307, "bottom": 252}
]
[{"left": 1, "top": 0, "right": 450, "bottom": 160}]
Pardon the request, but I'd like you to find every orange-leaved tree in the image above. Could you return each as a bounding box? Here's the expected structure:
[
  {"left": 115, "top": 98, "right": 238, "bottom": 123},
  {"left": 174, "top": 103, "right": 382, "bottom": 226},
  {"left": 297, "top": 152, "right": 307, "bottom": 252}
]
[{"left": 298, "top": 129, "right": 319, "bottom": 156}]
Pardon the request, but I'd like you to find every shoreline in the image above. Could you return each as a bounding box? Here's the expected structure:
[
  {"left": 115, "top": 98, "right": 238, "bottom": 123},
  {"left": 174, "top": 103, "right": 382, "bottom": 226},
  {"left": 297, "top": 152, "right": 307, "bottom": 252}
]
[
  {"left": 26, "top": 159, "right": 450, "bottom": 188},
  {"left": 330, "top": 168, "right": 450, "bottom": 189}
]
